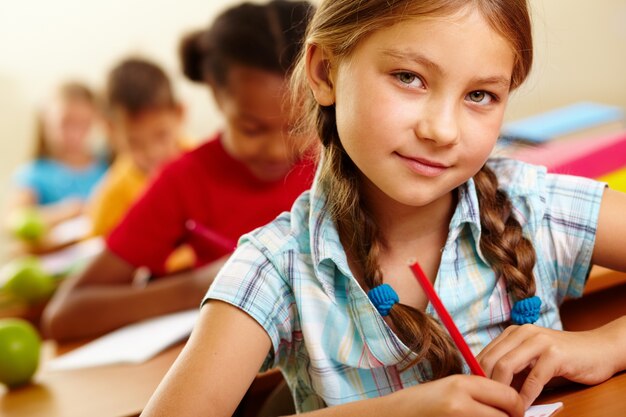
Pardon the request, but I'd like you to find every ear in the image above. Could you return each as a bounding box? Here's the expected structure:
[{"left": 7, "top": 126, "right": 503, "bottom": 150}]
[{"left": 306, "top": 44, "right": 335, "bottom": 106}]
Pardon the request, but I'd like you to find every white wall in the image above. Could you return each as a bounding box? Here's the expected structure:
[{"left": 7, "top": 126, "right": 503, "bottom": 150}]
[
  {"left": 508, "top": 0, "right": 626, "bottom": 120},
  {"left": 0, "top": 0, "right": 625, "bottom": 257},
  {"left": 0, "top": 0, "right": 260, "bottom": 186}
]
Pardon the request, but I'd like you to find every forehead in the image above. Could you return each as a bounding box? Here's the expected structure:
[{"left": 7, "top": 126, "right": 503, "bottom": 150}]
[
  {"left": 342, "top": 9, "right": 515, "bottom": 80},
  {"left": 120, "top": 108, "right": 177, "bottom": 128},
  {"left": 221, "top": 66, "right": 288, "bottom": 118},
  {"left": 46, "top": 96, "right": 94, "bottom": 119}
]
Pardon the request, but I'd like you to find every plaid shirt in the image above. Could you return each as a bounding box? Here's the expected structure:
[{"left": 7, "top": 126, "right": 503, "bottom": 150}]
[{"left": 206, "top": 158, "right": 605, "bottom": 412}]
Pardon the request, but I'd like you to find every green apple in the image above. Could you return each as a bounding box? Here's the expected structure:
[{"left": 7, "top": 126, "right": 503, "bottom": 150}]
[
  {"left": 0, "top": 318, "right": 41, "bottom": 388},
  {"left": 8, "top": 208, "right": 46, "bottom": 242},
  {"left": 0, "top": 257, "right": 55, "bottom": 303}
]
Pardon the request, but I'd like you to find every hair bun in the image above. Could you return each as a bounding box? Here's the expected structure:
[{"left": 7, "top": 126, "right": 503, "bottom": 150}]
[{"left": 179, "top": 30, "right": 207, "bottom": 83}]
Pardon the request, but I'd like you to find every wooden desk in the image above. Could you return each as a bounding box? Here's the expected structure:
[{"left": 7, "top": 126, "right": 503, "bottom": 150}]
[
  {"left": 538, "top": 372, "right": 626, "bottom": 417},
  {"left": 0, "top": 342, "right": 183, "bottom": 417},
  {"left": 1, "top": 267, "right": 625, "bottom": 417},
  {"left": 562, "top": 268, "right": 626, "bottom": 332},
  {"left": 0, "top": 341, "right": 282, "bottom": 417}
]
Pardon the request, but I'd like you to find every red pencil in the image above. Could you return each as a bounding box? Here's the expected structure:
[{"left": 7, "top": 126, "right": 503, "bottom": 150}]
[
  {"left": 185, "top": 220, "right": 237, "bottom": 252},
  {"left": 409, "top": 262, "right": 486, "bottom": 377}
]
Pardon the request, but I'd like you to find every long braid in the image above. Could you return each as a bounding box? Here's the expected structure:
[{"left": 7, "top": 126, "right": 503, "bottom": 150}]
[
  {"left": 474, "top": 165, "right": 537, "bottom": 303},
  {"left": 317, "top": 106, "right": 462, "bottom": 378}
]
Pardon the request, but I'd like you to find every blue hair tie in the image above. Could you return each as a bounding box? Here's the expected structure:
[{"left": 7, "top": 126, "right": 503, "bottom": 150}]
[
  {"left": 511, "top": 295, "right": 542, "bottom": 325},
  {"left": 368, "top": 283, "right": 399, "bottom": 317}
]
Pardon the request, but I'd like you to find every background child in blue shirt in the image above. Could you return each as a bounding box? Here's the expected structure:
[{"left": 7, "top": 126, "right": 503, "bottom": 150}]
[
  {"left": 142, "top": 1, "right": 626, "bottom": 416},
  {"left": 7, "top": 82, "right": 107, "bottom": 247}
]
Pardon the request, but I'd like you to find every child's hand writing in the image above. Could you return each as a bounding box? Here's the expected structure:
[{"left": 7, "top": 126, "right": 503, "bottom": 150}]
[
  {"left": 477, "top": 323, "right": 620, "bottom": 408},
  {"left": 394, "top": 374, "right": 524, "bottom": 417}
]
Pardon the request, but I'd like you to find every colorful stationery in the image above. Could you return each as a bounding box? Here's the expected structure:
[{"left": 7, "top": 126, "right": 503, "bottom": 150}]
[
  {"left": 185, "top": 219, "right": 237, "bottom": 251},
  {"left": 525, "top": 402, "right": 563, "bottom": 417},
  {"left": 510, "top": 130, "right": 626, "bottom": 178},
  {"left": 501, "top": 101, "right": 624, "bottom": 143}
]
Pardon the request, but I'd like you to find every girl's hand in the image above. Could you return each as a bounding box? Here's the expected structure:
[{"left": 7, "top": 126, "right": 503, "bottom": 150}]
[
  {"left": 477, "top": 324, "right": 620, "bottom": 408},
  {"left": 395, "top": 374, "right": 524, "bottom": 417}
]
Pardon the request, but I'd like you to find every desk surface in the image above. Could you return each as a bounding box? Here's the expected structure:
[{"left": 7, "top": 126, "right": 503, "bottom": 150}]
[
  {"left": 0, "top": 342, "right": 182, "bottom": 417},
  {"left": 539, "top": 372, "right": 626, "bottom": 417},
  {"left": 2, "top": 344, "right": 626, "bottom": 417},
  {"left": 1, "top": 267, "right": 626, "bottom": 417}
]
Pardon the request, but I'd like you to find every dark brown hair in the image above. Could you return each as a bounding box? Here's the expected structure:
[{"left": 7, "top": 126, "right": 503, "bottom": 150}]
[
  {"left": 179, "top": 0, "right": 314, "bottom": 87},
  {"left": 292, "top": 0, "right": 535, "bottom": 378},
  {"left": 34, "top": 82, "right": 96, "bottom": 158},
  {"left": 106, "top": 57, "right": 177, "bottom": 118}
]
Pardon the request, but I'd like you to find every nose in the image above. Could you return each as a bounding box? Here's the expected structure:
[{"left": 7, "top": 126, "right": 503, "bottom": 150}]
[
  {"left": 143, "top": 143, "right": 175, "bottom": 174},
  {"left": 414, "top": 97, "right": 460, "bottom": 146},
  {"left": 264, "top": 129, "right": 292, "bottom": 163}
]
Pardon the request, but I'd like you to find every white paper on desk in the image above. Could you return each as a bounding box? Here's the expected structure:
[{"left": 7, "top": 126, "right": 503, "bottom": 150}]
[
  {"left": 525, "top": 402, "right": 563, "bottom": 417},
  {"left": 46, "top": 309, "right": 200, "bottom": 371},
  {"left": 39, "top": 236, "right": 104, "bottom": 276},
  {"left": 47, "top": 215, "right": 92, "bottom": 245}
]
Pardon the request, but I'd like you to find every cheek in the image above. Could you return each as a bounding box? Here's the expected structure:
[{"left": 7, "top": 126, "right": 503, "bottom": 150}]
[
  {"left": 224, "top": 131, "right": 256, "bottom": 159},
  {"left": 461, "top": 115, "right": 502, "bottom": 157}
]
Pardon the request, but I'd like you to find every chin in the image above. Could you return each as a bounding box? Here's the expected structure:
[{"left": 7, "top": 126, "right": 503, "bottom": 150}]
[{"left": 250, "top": 165, "right": 292, "bottom": 182}]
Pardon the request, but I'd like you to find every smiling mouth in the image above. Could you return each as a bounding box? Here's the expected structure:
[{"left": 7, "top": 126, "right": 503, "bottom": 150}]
[{"left": 396, "top": 153, "right": 450, "bottom": 177}]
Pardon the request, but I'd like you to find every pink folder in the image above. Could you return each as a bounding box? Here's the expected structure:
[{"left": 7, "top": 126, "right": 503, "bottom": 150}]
[{"left": 510, "top": 130, "right": 626, "bottom": 178}]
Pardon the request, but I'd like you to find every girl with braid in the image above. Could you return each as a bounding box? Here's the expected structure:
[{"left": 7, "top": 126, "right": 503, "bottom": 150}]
[{"left": 142, "top": 1, "right": 626, "bottom": 416}]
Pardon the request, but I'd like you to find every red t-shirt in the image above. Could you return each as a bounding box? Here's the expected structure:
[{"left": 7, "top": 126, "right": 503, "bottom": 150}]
[{"left": 107, "top": 134, "right": 316, "bottom": 276}]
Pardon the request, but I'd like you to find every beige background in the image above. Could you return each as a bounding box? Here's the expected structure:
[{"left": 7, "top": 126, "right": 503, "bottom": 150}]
[{"left": 0, "top": 0, "right": 625, "bottom": 258}]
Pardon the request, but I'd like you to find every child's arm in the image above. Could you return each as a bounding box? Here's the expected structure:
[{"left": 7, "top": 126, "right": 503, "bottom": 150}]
[
  {"left": 590, "top": 188, "right": 626, "bottom": 270},
  {"left": 141, "top": 301, "right": 524, "bottom": 417},
  {"left": 41, "top": 249, "right": 228, "bottom": 341},
  {"left": 6, "top": 188, "right": 83, "bottom": 231},
  {"left": 478, "top": 188, "right": 626, "bottom": 408}
]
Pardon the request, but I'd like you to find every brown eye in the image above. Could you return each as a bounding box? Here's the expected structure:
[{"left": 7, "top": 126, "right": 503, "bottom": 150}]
[
  {"left": 469, "top": 91, "right": 486, "bottom": 102},
  {"left": 397, "top": 72, "right": 417, "bottom": 84}
]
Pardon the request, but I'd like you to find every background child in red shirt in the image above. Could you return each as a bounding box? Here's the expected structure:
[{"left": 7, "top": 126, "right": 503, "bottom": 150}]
[{"left": 42, "top": 0, "right": 316, "bottom": 341}]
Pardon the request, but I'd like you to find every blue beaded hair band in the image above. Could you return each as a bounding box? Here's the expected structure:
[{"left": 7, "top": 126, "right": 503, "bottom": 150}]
[
  {"left": 367, "top": 283, "right": 399, "bottom": 316},
  {"left": 511, "top": 295, "right": 542, "bottom": 325}
]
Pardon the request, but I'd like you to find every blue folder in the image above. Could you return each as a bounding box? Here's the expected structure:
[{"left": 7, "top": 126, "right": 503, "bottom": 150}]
[{"left": 501, "top": 102, "right": 624, "bottom": 143}]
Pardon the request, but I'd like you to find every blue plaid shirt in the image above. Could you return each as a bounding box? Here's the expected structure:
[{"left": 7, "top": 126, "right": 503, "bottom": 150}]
[{"left": 206, "top": 158, "right": 605, "bottom": 412}]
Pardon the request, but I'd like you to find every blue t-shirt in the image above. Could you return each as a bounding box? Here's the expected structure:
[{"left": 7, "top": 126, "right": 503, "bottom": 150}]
[{"left": 14, "top": 158, "right": 108, "bottom": 205}]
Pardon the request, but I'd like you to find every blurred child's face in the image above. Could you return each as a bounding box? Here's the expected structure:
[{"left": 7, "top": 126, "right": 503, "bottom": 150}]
[
  {"left": 114, "top": 108, "right": 184, "bottom": 176},
  {"left": 213, "top": 66, "right": 301, "bottom": 182},
  {"left": 43, "top": 97, "right": 96, "bottom": 155},
  {"left": 312, "top": 8, "right": 514, "bottom": 213}
]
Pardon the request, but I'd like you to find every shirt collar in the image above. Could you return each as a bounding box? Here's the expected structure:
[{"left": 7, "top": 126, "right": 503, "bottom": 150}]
[
  {"left": 308, "top": 179, "right": 355, "bottom": 303},
  {"left": 308, "top": 176, "right": 494, "bottom": 300},
  {"left": 447, "top": 178, "right": 491, "bottom": 265}
]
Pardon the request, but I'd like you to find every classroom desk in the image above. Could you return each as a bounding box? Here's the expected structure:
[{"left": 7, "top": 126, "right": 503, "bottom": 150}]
[
  {"left": 1, "top": 266, "right": 625, "bottom": 417},
  {"left": 538, "top": 372, "right": 626, "bottom": 417},
  {"left": 2, "top": 344, "right": 626, "bottom": 417},
  {"left": 0, "top": 341, "right": 183, "bottom": 417},
  {"left": 561, "top": 267, "right": 626, "bottom": 332},
  {"left": 0, "top": 340, "right": 282, "bottom": 417}
]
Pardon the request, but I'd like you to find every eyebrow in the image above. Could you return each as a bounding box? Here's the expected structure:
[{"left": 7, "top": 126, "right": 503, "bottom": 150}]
[
  {"left": 381, "top": 48, "right": 511, "bottom": 89},
  {"left": 382, "top": 48, "right": 445, "bottom": 75}
]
